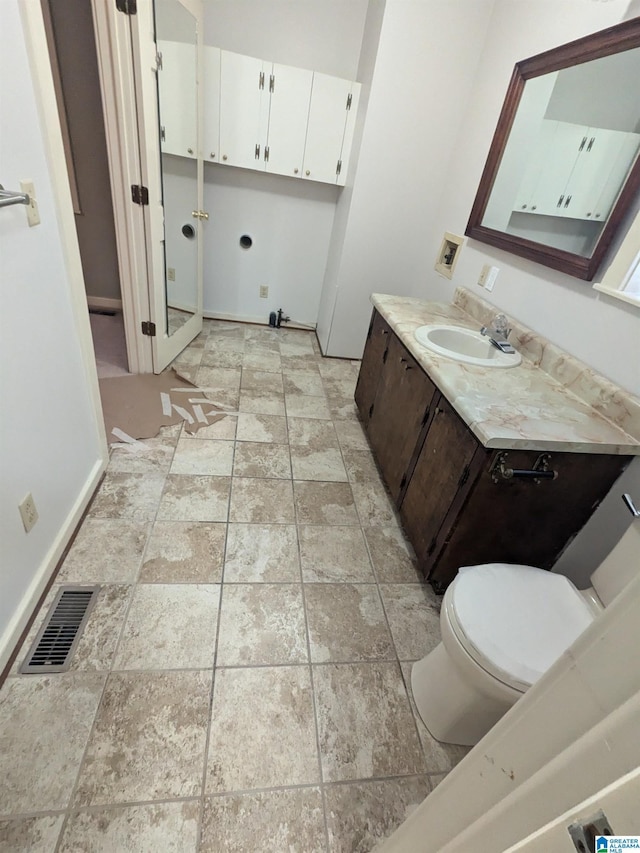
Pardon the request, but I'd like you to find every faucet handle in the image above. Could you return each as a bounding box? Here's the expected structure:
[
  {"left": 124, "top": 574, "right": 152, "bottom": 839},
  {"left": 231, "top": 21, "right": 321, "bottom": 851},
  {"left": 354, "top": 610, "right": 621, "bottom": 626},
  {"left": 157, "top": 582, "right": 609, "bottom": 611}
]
[{"left": 492, "top": 313, "right": 511, "bottom": 338}]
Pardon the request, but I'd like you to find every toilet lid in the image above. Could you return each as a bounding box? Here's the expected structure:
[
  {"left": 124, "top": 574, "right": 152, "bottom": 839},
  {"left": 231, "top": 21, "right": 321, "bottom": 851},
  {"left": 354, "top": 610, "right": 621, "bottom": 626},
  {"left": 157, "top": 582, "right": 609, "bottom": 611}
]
[{"left": 450, "top": 564, "right": 594, "bottom": 689}]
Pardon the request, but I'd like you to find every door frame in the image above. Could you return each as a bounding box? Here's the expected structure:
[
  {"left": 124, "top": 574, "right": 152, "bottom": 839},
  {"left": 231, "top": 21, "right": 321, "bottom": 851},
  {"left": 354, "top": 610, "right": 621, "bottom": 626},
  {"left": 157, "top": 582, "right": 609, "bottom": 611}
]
[{"left": 91, "top": 0, "right": 154, "bottom": 374}]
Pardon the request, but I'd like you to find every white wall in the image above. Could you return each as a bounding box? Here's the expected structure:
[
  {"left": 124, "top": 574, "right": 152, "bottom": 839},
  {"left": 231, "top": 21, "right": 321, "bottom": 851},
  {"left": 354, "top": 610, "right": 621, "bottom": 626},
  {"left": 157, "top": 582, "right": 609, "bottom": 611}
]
[
  {"left": 203, "top": 0, "right": 369, "bottom": 78},
  {"left": 0, "top": 1, "right": 105, "bottom": 669},
  {"left": 199, "top": 0, "right": 369, "bottom": 325},
  {"left": 319, "top": 0, "right": 496, "bottom": 357}
]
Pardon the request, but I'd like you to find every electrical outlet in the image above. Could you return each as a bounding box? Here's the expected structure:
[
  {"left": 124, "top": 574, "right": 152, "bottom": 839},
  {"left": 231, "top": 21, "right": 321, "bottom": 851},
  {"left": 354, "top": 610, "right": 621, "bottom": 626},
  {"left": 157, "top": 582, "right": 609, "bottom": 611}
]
[
  {"left": 260, "top": 285, "right": 269, "bottom": 298},
  {"left": 167, "top": 267, "right": 176, "bottom": 281},
  {"left": 19, "top": 493, "right": 39, "bottom": 533},
  {"left": 20, "top": 180, "right": 40, "bottom": 227}
]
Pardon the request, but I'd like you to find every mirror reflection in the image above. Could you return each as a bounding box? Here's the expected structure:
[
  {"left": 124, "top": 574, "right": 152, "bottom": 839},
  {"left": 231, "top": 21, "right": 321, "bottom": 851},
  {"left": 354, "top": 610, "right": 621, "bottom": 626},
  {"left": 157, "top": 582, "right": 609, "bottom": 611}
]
[
  {"left": 154, "top": 0, "right": 199, "bottom": 336},
  {"left": 482, "top": 47, "right": 640, "bottom": 258}
]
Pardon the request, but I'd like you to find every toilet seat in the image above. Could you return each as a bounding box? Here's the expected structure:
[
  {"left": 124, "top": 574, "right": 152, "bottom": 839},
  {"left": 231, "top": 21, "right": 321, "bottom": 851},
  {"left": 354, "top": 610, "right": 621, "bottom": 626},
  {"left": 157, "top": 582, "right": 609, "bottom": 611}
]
[{"left": 447, "top": 563, "right": 595, "bottom": 691}]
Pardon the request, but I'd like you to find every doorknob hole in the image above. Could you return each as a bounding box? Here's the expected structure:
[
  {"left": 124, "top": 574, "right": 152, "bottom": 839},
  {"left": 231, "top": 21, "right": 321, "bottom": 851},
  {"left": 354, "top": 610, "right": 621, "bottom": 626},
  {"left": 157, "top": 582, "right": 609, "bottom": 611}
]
[
  {"left": 182, "top": 224, "right": 196, "bottom": 239},
  {"left": 239, "top": 234, "right": 253, "bottom": 249}
]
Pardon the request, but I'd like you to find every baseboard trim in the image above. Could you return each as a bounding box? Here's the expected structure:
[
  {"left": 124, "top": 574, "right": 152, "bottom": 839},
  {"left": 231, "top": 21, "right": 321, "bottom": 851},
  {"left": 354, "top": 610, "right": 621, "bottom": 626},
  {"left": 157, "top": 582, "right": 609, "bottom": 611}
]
[
  {"left": 0, "top": 457, "right": 106, "bottom": 676},
  {"left": 204, "top": 310, "right": 316, "bottom": 332},
  {"left": 87, "top": 296, "right": 123, "bottom": 312}
]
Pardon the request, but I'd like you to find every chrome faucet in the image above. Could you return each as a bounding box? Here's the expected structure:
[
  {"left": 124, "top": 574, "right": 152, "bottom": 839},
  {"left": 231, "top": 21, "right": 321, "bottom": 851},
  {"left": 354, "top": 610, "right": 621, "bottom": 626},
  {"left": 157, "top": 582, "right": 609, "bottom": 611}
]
[{"left": 480, "top": 313, "right": 515, "bottom": 354}]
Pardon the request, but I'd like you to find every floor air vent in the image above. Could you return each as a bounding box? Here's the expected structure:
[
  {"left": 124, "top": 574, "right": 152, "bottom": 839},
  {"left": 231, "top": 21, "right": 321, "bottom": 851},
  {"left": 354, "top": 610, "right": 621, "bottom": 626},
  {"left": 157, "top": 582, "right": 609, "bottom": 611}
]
[{"left": 20, "top": 586, "right": 100, "bottom": 674}]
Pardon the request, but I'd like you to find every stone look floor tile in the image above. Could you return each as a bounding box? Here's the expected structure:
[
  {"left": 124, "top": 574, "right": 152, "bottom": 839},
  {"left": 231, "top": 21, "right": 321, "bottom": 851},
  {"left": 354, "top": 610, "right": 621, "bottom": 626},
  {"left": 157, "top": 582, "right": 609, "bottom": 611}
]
[
  {"left": 325, "top": 776, "right": 430, "bottom": 853},
  {"left": 108, "top": 435, "right": 176, "bottom": 474},
  {"left": 74, "top": 670, "right": 211, "bottom": 806},
  {"left": 170, "top": 438, "right": 234, "bottom": 476},
  {"left": 201, "top": 787, "right": 326, "bottom": 853},
  {"left": 380, "top": 585, "right": 441, "bottom": 661},
  {"left": 285, "top": 394, "right": 331, "bottom": 420},
  {"left": 68, "top": 584, "right": 132, "bottom": 671},
  {"left": 305, "top": 584, "right": 395, "bottom": 663},
  {"left": 157, "top": 474, "right": 230, "bottom": 521},
  {"left": 299, "top": 526, "right": 374, "bottom": 583},
  {"left": 229, "top": 478, "right": 295, "bottom": 523},
  {"left": 364, "top": 527, "right": 422, "bottom": 583},
  {"left": 139, "top": 521, "right": 226, "bottom": 583},
  {"left": 233, "top": 441, "right": 292, "bottom": 479},
  {"left": 287, "top": 418, "right": 339, "bottom": 449},
  {"left": 239, "top": 389, "right": 286, "bottom": 417},
  {"left": 224, "top": 524, "right": 299, "bottom": 582},
  {"left": 217, "top": 585, "right": 307, "bottom": 666},
  {"left": 341, "top": 448, "right": 383, "bottom": 484},
  {"left": 280, "top": 354, "right": 321, "bottom": 371},
  {"left": 57, "top": 519, "right": 149, "bottom": 583},
  {"left": 240, "top": 369, "right": 284, "bottom": 394},
  {"left": 196, "top": 366, "right": 241, "bottom": 392},
  {"left": 322, "top": 376, "right": 358, "bottom": 399},
  {"left": 290, "top": 446, "right": 348, "bottom": 482},
  {"left": 283, "top": 371, "right": 325, "bottom": 396},
  {"left": 327, "top": 397, "right": 360, "bottom": 421},
  {"left": 334, "top": 420, "right": 369, "bottom": 452},
  {"left": 207, "top": 666, "right": 318, "bottom": 792},
  {"left": 351, "top": 480, "right": 399, "bottom": 526},
  {"left": 200, "top": 349, "right": 245, "bottom": 369},
  {"left": 114, "top": 584, "right": 220, "bottom": 670},
  {"left": 89, "top": 472, "right": 166, "bottom": 521},
  {"left": 0, "top": 815, "right": 64, "bottom": 852},
  {"left": 400, "top": 662, "right": 470, "bottom": 773},
  {"left": 236, "top": 413, "right": 288, "bottom": 444},
  {"left": 0, "top": 674, "right": 106, "bottom": 814},
  {"left": 181, "top": 415, "right": 237, "bottom": 441},
  {"left": 314, "top": 662, "right": 425, "bottom": 782},
  {"left": 243, "top": 352, "right": 282, "bottom": 372},
  {"left": 318, "top": 360, "right": 359, "bottom": 380},
  {"left": 58, "top": 801, "right": 200, "bottom": 852},
  {"left": 293, "top": 481, "right": 359, "bottom": 525}
]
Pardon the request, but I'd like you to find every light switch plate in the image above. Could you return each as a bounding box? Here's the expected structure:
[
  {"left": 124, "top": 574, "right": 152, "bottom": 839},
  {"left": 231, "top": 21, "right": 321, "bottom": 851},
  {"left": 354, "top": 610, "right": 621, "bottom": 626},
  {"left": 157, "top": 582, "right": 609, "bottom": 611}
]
[{"left": 20, "top": 180, "right": 40, "bottom": 227}]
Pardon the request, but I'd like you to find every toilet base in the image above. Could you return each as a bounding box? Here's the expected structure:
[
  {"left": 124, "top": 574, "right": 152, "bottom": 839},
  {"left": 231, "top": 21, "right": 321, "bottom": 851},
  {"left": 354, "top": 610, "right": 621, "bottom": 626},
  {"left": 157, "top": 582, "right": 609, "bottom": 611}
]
[{"left": 411, "top": 643, "right": 519, "bottom": 746}]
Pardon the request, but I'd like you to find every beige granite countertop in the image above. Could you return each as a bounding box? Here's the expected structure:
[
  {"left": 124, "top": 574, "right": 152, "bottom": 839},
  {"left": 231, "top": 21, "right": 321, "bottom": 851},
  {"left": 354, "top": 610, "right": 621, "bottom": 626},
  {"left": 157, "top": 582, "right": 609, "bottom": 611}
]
[{"left": 371, "top": 289, "right": 640, "bottom": 455}]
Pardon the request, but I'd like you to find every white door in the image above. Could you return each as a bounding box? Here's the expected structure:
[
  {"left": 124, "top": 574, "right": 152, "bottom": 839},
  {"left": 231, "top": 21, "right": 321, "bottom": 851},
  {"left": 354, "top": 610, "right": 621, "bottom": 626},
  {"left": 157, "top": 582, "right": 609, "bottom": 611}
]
[
  {"left": 504, "top": 767, "right": 640, "bottom": 852},
  {"left": 130, "top": 0, "right": 204, "bottom": 373},
  {"left": 302, "top": 72, "right": 352, "bottom": 184},
  {"left": 219, "top": 50, "right": 269, "bottom": 170},
  {"left": 264, "top": 63, "right": 313, "bottom": 178}
]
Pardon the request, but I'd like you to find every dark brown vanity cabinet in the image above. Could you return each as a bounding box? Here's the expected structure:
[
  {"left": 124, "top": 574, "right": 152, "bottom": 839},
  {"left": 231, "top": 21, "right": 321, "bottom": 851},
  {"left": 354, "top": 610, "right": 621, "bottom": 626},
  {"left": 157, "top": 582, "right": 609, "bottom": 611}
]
[{"left": 356, "top": 310, "right": 631, "bottom": 592}]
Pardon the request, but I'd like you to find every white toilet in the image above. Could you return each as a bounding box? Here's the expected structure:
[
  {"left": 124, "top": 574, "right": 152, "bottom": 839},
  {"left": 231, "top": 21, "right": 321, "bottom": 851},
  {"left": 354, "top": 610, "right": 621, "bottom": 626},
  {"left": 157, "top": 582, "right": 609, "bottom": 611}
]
[{"left": 411, "top": 519, "right": 639, "bottom": 746}]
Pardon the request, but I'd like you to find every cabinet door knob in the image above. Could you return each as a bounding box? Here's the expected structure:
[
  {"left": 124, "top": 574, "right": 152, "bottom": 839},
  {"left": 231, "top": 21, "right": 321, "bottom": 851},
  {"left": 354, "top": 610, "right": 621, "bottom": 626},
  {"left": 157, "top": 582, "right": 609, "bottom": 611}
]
[
  {"left": 210, "top": 152, "right": 216, "bottom": 159},
  {"left": 187, "top": 148, "right": 194, "bottom": 155},
  {"left": 294, "top": 168, "right": 299, "bottom": 174},
  {"left": 222, "top": 154, "right": 228, "bottom": 161},
  {"left": 305, "top": 170, "right": 310, "bottom": 176}
]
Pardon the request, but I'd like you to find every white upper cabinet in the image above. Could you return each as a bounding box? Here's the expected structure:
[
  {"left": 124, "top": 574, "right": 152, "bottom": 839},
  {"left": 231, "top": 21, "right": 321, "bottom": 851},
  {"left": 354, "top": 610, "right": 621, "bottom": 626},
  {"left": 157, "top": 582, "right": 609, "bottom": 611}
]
[
  {"left": 514, "top": 119, "right": 640, "bottom": 221},
  {"left": 264, "top": 64, "right": 313, "bottom": 177},
  {"left": 203, "top": 46, "right": 221, "bottom": 164},
  {"left": 163, "top": 45, "right": 361, "bottom": 186},
  {"left": 303, "top": 73, "right": 360, "bottom": 185},
  {"left": 157, "top": 40, "right": 197, "bottom": 158},
  {"left": 219, "top": 51, "right": 270, "bottom": 170}
]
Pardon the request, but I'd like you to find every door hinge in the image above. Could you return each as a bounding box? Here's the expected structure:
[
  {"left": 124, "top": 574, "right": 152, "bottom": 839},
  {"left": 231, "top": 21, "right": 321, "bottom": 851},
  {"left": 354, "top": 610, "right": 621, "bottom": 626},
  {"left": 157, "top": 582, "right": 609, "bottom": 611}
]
[
  {"left": 269, "top": 74, "right": 275, "bottom": 93},
  {"left": 115, "top": 0, "right": 137, "bottom": 13},
  {"left": 131, "top": 185, "right": 149, "bottom": 205},
  {"left": 160, "top": 126, "right": 166, "bottom": 141},
  {"left": 155, "top": 51, "right": 163, "bottom": 71},
  {"left": 141, "top": 321, "right": 156, "bottom": 337},
  {"left": 336, "top": 160, "right": 342, "bottom": 176},
  {"left": 426, "top": 538, "right": 437, "bottom": 556},
  {"left": 421, "top": 406, "right": 431, "bottom": 427},
  {"left": 346, "top": 92, "right": 352, "bottom": 110},
  {"left": 458, "top": 465, "right": 470, "bottom": 489},
  {"left": 259, "top": 71, "right": 265, "bottom": 90}
]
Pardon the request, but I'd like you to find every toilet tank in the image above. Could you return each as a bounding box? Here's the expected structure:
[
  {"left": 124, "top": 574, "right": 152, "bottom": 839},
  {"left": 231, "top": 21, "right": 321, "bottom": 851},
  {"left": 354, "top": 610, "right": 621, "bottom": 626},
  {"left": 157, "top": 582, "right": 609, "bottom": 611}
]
[{"left": 589, "top": 520, "right": 640, "bottom": 606}]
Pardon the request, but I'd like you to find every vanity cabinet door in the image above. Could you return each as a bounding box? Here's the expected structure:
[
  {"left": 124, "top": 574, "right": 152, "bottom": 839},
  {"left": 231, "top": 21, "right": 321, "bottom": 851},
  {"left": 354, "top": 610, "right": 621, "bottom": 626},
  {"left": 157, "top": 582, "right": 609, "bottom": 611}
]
[
  {"left": 367, "top": 335, "right": 437, "bottom": 503},
  {"left": 399, "top": 398, "right": 480, "bottom": 569},
  {"left": 354, "top": 310, "right": 391, "bottom": 429}
]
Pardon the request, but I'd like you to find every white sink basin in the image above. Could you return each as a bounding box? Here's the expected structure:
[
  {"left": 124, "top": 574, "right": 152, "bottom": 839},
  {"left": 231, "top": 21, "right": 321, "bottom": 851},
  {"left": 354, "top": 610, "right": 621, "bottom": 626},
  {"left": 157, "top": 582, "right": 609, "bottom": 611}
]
[{"left": 414, "top": 325, "right": 521, "bottom": 368}]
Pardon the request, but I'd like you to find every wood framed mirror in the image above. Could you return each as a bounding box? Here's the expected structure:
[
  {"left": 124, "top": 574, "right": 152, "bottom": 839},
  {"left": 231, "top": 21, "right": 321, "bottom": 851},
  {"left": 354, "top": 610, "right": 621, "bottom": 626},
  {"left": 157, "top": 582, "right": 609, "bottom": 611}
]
[{"left": 465, "top": 18, "right": 640, "bottom": 281}]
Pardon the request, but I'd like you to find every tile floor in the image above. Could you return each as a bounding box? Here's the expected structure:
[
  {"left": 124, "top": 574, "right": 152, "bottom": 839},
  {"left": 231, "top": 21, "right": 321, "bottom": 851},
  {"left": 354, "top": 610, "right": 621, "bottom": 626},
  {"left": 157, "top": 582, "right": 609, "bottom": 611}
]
[{"left": 0, "top": 321, "right": 469, "bottom": 852}]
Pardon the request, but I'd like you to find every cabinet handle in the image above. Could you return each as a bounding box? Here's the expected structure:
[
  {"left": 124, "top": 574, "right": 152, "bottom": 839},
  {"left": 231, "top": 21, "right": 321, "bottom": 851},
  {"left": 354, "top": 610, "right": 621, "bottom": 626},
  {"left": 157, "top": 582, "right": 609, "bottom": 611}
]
[
  {"left": 578, "top": 136, "right": 587, "bottom": 151},
  {"left": 264, "top": 146, "right": 270, "bottom": 162},
  {"left": 586, "top": 212, "right": 592, "bottom": 217},
  {"left": 557, "top": 195, "right": 564, "bottom": 208},
  {"left": 587, "top": 137, "right": 595, "bottom": 152},
  {"left": 531, "top": 205, "right": 537, "bottom": 210},
  {"left": 564, "top": 195, "right": 572, "bottom": 208},
  {"left": 255, "top": 144, "right": 260, "bottom": 160},
  {"left": 400, "top": 357, "right": 413, "bottom": 371}
]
